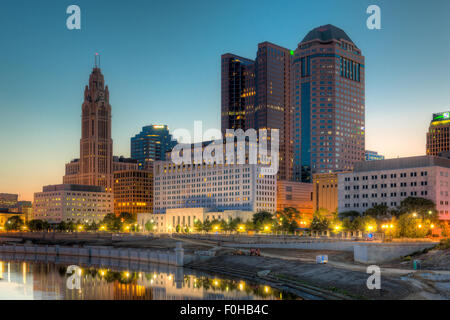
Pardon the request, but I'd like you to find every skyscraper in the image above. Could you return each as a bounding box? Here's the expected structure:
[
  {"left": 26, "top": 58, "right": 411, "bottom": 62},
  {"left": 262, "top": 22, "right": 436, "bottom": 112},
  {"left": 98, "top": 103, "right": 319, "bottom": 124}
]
[
  {"left": 426, "top": 111, "right": 450, "bottom": 156},
  {"left": 63, "top": 60, "right": 114, "bottom": 191},
  {"left": 221, "top": 42, "right": 293, "bottom": 180},
  {"left": 131, "top": 125, "right": 177, "bottom": 169},
  {"left": 291, "top": 24, "right": 365, "bottom": 182},
  {"left": 365, "top": 150, "right": 385, "bottom": 161}
]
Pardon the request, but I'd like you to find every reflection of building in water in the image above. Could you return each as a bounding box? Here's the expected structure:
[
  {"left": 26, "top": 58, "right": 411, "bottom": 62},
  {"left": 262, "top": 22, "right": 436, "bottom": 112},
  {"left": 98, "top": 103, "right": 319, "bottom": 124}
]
[
  {"left": 0, "top": 260, "right": 280, "bottom": 300},
  {"left": 31, "top": 264, "right": 153, "bottom": 300},
  {"left": 0, "top": 261, "right": 34, "bottom": 299}
]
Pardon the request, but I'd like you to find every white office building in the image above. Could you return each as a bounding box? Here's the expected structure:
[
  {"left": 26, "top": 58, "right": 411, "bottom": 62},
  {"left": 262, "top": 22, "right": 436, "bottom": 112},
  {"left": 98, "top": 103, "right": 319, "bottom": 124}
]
[
  {"left": 33, "top": 184, "right": 113, "bottom": 223},
  {"left": 338, "top": 156, "right": 450, "bottom": 222},
  {"left": 153, "top": 161, "right": 277, "bottom": 214},
  {"left": 138, "top": 208, "right": 254, "bottom": 233}
]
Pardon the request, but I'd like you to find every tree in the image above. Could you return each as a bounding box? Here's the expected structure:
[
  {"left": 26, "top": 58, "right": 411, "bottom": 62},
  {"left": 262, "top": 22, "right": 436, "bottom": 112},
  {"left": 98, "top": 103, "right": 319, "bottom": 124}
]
[
  {"left": 275, "top": 208, "right": 301, "bottom": 233},
  {"left": 225, "top": 218, "right": 242, "bottom": 233},
  {"left": 194, "top": 220, "right": 203, "bottom": 233},
  {"left": 118, "top": 212, "right": 136, "bottom": 225},
  {"left": 102, "top": 213, "right": 122, "bottom": 231},
  {"left": 145, "top": 220, "right": 155, "bottom": 232},
  {"left": 252, "top": 211, "right": 274, "bottom": 231},
  {"left": 397, "top": 213, "right": 431, "bottom": 238},
  {"left": 364, "top": 204, "right": 390, "bottom": 220},
  {"left": 310, "top": 210, "right": 330, "bottom": 231},
  {"left": 4, "top": 216, "right": 25, "bottom": 231},
  {"left": 397, "top": 197, "right": 438, "bottom": 220},
  {"left": 27, "top": 219, "right": 49, "bottom": 231},
  {"left": 202, "top": 220, "right": 212, "bottom": 232},
  {"left": 361, "top": 216, "right": 377, "bottom": 233},
  {"left": 338, "top": 211, "right": 361, "bottom": 220},
  {"left": 84, "top": 221, "right": 99, "bottom": 231}
]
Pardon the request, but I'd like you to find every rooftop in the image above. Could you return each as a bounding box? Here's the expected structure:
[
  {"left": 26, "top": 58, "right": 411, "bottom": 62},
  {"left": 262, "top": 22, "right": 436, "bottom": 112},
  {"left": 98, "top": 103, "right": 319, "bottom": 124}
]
[
  {"left": 301, "top": 24, "right": 355, "bottom": 46},
  {"left": 353, "top": 155, "right": 450, "bottom": 172}
]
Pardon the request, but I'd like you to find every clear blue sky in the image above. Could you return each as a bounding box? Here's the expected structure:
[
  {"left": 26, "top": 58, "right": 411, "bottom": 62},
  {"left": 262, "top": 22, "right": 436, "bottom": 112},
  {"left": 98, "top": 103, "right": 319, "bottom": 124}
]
[{"left": 1, "top": 0, "right": 450, "bottom": 200}]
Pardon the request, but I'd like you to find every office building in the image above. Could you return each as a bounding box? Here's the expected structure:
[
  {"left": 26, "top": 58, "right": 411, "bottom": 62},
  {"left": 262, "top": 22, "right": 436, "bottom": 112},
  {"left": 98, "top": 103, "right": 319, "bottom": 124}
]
[
  {"left": 338, "top": 156, "right": 450, "bottom": 222},
  {"left": 221, "top": 42, "right": 293, "bottom": 180},
  {"left": 312, "top": 172, "right": 341, "bottom": 214},
  {"left": 427, "top": 111, "right": 450, "bottom": 156},
  {"left": 114, "top": 169, "right": 153, "bottom": 217},
  {"left": 33, "top": 184, "right": 113, "bottom": 223},
  {"left": 138, "top": 208, "right": 254, "bottom": 233},
  {"left": 131, "top": 125, "right": 177, "bottom": 169},
  {"left": 365, "top": 150, "right": 385, "bottom": 161},
  {"left": 291, "top": 24, "right": 365, "bottom": 182},
  {"left": 276, "top": 180, "right": 313, "bottom": 214},
  {"left": 0, "top": 193, "right": 18, "bottom": 209},
  {"left": 153, "top": 161, "right": 277, "bottom": 214}
]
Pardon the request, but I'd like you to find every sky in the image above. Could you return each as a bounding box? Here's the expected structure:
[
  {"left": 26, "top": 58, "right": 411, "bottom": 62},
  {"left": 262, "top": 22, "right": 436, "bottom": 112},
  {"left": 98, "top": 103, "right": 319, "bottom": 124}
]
[{"left": 0, "top": 0, "right": 449, "bottom": 200}]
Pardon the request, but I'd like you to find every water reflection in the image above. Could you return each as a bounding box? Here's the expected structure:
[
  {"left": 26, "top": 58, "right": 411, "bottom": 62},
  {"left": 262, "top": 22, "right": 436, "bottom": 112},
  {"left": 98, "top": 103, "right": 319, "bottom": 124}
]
[{"left": 0, "top": 259, "right": 298, "bottom": 300}]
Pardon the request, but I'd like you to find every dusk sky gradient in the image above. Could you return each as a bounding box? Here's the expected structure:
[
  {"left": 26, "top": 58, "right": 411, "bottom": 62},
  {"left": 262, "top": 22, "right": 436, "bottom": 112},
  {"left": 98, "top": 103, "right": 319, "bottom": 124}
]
[{"left": 1, "top": 0, "right": 450, "bottom": 200}]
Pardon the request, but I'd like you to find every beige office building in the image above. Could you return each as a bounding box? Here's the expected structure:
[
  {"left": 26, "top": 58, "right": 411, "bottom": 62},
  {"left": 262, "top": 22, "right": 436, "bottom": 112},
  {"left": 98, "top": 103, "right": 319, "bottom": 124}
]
[
  {"left": 138, "top": 208, "right": 254, "bottom": 233},
  {"left": 33, "top": 184, "right": 113, "bottom": 223},
  {"left": 312, "top": 172, "right": 341, "bottom": 214}
]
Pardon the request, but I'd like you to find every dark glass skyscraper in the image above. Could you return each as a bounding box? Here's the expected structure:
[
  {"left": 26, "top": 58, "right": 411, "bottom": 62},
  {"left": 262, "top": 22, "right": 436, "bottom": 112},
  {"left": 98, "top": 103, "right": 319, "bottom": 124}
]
[
  {"left": 291, "top": 25, "right": 365, "bottom": 182},
  {"left": 131, "top": 125, "right": 177, "bottom": 169},
  {"left": 221, "top": 42, "right": 293, "bottom": 180}
]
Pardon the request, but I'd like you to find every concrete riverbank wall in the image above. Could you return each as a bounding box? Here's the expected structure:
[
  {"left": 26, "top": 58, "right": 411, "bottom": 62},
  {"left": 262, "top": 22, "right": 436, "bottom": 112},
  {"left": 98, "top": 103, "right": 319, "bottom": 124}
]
[
  {"left": 0, "top": 243, "right": 196, "bottom": 267},
  {"left": 222, "top": 241, "right": 438, "bottom": 263},
  {"left": 353, "top": 243, "right": 437, "bottom": 264}
]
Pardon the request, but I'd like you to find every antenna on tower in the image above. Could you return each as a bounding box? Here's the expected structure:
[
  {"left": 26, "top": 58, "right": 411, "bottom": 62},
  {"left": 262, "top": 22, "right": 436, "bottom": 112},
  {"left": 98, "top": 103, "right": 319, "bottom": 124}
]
[{"left": 94, "top": 52, "right": 100, "bottom": 68}]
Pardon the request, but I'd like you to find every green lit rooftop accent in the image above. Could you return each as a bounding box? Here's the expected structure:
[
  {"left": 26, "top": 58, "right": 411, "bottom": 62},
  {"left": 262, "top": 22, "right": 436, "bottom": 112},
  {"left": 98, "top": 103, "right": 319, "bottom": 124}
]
[{"left": 432, "top": 112, "right": 450, "bottom": 122}]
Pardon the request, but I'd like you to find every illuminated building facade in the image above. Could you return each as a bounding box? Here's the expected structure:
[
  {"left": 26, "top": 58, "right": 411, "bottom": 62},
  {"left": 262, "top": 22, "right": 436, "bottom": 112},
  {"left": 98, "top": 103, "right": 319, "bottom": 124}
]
[
  {"left": 427, "top": 111, "right": 450, "bottom": 156},
  {"left": 312, "top": 172, "right": 341, "bottom": 214},
  {"left": 221, "top": 42, "right": 293, "bottom": 180},
  {"left": 276, "top": 180, "right": 313, "bottom": 214},
  {"left": 138, "top": 208, "right": 254, "bottom": 233},
  {"left": 292, "top": 24, "right": 365, "bottom": 182},
  {"left": 114, "top": 169, "right": 153, "bottom": 217},
  {"left": 153, "top": 161, "right": 277, "bottom": 214},
  {"left": 338, "top": 156, "right": 450, "bottom": 222},
  {"left": 0, "top": 193, "right": 18, "bottom": 209},
  {"left": 63, "top": 63, "right": 114, "bottom": 192},
  {"left": 33, "top": 184, "right": 113, "bottom": 223},
  {"left": 131, "top": 125, "right": 177, "bottom": 169}
]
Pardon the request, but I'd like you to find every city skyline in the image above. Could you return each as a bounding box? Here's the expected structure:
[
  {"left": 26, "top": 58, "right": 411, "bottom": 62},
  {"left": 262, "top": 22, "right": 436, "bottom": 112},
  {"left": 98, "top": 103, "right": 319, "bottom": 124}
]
[{"left": 2, "top": 0, "right": 450, "bottom": 200}]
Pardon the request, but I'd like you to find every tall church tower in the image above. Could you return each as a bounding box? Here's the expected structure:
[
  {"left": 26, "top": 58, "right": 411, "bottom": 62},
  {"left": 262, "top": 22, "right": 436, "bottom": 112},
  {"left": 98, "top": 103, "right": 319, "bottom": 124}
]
[{"left": 78, "top": 59, "right": 113, "bottom": 191}]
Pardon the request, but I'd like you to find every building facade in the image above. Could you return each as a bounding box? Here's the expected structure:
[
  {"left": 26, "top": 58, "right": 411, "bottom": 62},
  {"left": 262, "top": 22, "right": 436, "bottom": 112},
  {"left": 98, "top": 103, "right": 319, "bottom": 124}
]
[
  {"left": 138, "top": 208, "right": 254, "bottom": 233},
  {"left": 0, "top": 193, "right": 18, "bottom": 209},
  {"left": 33, "top": 184, "right": 113, "bottom": 223},
  {"left": 221, "top": 42, "right": 293, "bottom": 180},
  {"left": 63, "top": 64, "right": 114, "bottom": 191},
  {"left": 131, "top": 125, "right": 177, "bottom": 169},
  {"left": 276, "top": 180, "right": 313, "bottom": 214},
  {"left": 338, "top": 156, "right": 450, "bottom": 222},
  {"left": 312, "top": 172, "right": 341, "bottom": 214},
  {"left": 153, "top": 161, "right": 276, "bottom": 214},
  {"left": 365, "top": 150, "right": 385, "bottom": 161},
  {"left": 114, "top": 169, "right": 153, "bottom": 217},
  {"left": 291, "top": 24, "right": 365, "bottom": 182},
  {"left": 426, "top": 111, "right": 450, "bottom": 156},
  {"left": 0, "top": 211, "right": 25, "bottom": 230}
]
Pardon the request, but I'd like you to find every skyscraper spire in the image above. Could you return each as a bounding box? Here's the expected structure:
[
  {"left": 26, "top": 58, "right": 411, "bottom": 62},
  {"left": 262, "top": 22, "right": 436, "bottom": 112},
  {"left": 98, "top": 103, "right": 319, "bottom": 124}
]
[{"left": 94, "top": 52, "right": 100, "bottom": 68}]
